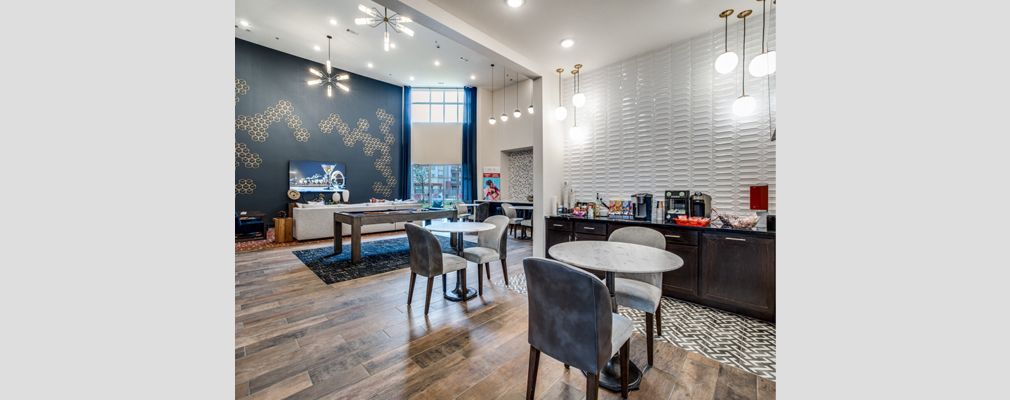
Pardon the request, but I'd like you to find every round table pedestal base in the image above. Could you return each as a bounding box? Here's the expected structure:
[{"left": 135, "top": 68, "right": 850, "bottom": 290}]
[
  {"left": 583, "top": 354, "right": 643, "bottom": 392},
  {"left": 443, "top": 287, "right": 477, "bottom": 302}
]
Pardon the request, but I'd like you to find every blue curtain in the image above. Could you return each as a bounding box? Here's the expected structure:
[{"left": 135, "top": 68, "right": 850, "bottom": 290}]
[
  {"left": 400, "top": 86, "right": 412, "bottom": 200},
  {"left": 461, "top": 87, "right": 478, "bottom": 202}
]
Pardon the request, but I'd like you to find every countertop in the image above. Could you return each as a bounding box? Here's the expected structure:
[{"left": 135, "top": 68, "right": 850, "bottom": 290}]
[
  {"left": 546, "top": 214, "right": 776, "bottom": 237},
  {"left": 476, "top": 199, "right": 533, "bottom": 205}
]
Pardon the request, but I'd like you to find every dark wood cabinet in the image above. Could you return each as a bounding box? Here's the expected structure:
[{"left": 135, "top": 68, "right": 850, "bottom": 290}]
[
  {"left": 544, "top": 216, "right": 775, "bottom": 322},
  {"left": 699, "top": 232, "right": 775, "bottom": 320},
  {"left": 662, "top": 243, "right": 699, "bottom": 297}
]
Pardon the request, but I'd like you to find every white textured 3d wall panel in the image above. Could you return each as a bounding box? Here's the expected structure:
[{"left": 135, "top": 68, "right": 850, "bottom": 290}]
[{"left": 562, "top": 9, "right": 776, "bottom": 213}]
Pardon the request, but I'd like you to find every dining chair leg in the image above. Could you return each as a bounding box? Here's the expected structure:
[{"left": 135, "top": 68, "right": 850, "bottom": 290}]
[
  {"left": 477, "top": 262, "right": 484, "bottom": 296},
  {"left": 424, "top": 278, "right": 434, "bottom": 315},
  {"left": 407, "top": 273, "right": 416, "bottom": 305},
  {"left": 442, "top": 274, "right": 447, "bottom": 295},
  {"left": 526, "top": 346, "right": 541, "bottom": 400},
  {"left": 620, "top": 339, "right": 630, "bottom": 399},
  {"left": 646, "top": 312, "right": 655, "bottom": 366},
  {"left": 501, "top": 259, "right": 510, "bottom": 286},
  {"left": 656, "top": 305, "right": 662, "bottom": 336},
  {"left": 586, "top": 372, "right": 599, "bottom": 400},
  {"left": 485, "top": 263, "right": 491, "bottom": 281}
]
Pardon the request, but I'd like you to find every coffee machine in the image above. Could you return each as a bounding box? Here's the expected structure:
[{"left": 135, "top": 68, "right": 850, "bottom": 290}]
[
  {"left": 632, "top": 193, "right": 652, "bottom": 221},
  {"left": 690, "top": 192, "right": 712, "bottom": 219},
  {"left": 664, "top": 190, "right": 690, "bottom": 222}
]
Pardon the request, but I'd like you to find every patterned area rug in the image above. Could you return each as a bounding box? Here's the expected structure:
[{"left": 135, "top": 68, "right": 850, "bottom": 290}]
[
  {"left": 235, "top": 228, "right": 333, "bottom": 253},
  {"left": 495, "top": 273, "right": 776, "bottom": 381},
  {"left": 294, "top": 236, "right": 478, "bottom": 285}
]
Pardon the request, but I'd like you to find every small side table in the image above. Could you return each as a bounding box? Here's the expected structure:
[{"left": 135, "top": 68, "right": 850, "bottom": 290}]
[{"left": 273, "top": 217, "right": 294, "bottom": 243}]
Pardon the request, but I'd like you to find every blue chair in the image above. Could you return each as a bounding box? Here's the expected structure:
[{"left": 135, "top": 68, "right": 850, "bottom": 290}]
[{"left": 235, "top": 212, "right": 266, "bottom": 241}]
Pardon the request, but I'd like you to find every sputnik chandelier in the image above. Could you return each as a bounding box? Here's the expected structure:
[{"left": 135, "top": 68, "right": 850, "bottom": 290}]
[
  {"left": 307, "top": 35, "right": 349, "bottom": 97},
  {"left": 355, "top": 4, "right": 413, "bottom": 51}
]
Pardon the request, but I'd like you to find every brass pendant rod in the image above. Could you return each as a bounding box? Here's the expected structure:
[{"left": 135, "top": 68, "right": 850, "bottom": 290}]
[
  {"left": 761, "top": 0, "right": 766, "bottom": 53},
  {"left": 741, "top": 15, "right": 747, "bottom": 95}
]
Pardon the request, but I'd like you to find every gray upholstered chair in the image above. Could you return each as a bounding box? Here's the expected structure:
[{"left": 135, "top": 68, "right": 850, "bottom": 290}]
[
  {"left": 609, "top": 226, "right": 666, "bottom": 366},
  {"left": 523, "top": 257, "right": 631, "bottom": 399},
  {"left": 405, "top": 223, "right": 468, "bottom": 315},
  {"left": 474, "top": 202, "right": 490, "bottom": 222},
  {"left": 501, "top": 203, "right": 523, "bottom": 238},
  {"left": 520, "top": 219, "right": 532, "bottom": 239},
  {"left": 461, "top": 215, "right": 510, "bottom": 295},
  {"left": 455, "top": 202, "right": 473, "bottom": 222}
]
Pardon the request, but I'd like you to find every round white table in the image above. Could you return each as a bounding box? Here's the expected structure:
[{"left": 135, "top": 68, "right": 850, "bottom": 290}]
[
  {"left": 425, "top": 221, "right": 496, "bottom": 301},
  {"left": 548, "top": 241, "right": 684, "bottom": 393}
]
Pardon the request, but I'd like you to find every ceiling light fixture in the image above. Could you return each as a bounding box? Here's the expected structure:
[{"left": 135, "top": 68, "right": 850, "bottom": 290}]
[
  {"left": 527, "top": 74, "right": 534, "bottom": 114},
  {"left": 314, "top": 45, "right": 321, "bottom": 51},
  {"left": 307, "top": 35, "right": 350, "bottom": 97},
  {"left": 330, "top": 19, "right": 338, "bottom": 25},
  {"left": 409, "top": 76, "right": 414, "bottom": 81},
  {"left": 513, "top": 76, "right": 521, "bottom": 118},
  {"left": 367, "top": 63, "right": 373, "bottom": 68},
  {"left": 471, "top": 75, "right": 476, "bottom": 80},
  {"left": 507, "top": 0, "right": 525, "bottom": 7},
  {"left": 390, "top": 43, "right": 396, "bottom": 48},
  {"left": 240, "top": 20, "right": 249, "bottom": 26},
  {"left": 570, "top": 70, "right": 584, "bottom": 139},
  {"left": 733, "top": 10, "right": 756, "bottom": 116},
  {"left": 560, "top": 39, "right": 574, "bottom": 48},
  {"left": 355, "top": 4, "right": 413, "bottom": 52},
  {"left": 489, "top": 64, "right": 497, "bottom": 125},
  {"left": 715, "top": 9, "right": 738, "bottom": 74},
  {"left": 554, "top": 68, "right": 567, "bottom": 121},
  {"left": 749, "top": 0, "right": 776, "bottom": 77},
  {"left": 434, "top": 61, "right": 440, "bottom": 66},
  {"left": 500, "top": 68, "right": 508, "bottom": 122},
  {"left": 572, "top": 64, "right": 585, "bottom": 108}
]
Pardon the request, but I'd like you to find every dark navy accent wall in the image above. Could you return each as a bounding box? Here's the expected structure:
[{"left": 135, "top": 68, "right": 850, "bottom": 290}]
[{"left": 235, "top": 38, "right": 403, "bottom": 220}]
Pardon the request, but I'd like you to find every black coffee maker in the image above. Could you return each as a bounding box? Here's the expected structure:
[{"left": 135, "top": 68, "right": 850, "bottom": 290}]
[
  {"left": 690, "top": 192, "right": 712, "bottom": 218},
  {"left": 633, "top": 193, "right": 652, "bottom": 221},
  {"left": 665, "top": 190, "right": 690, "bottom": 222}
]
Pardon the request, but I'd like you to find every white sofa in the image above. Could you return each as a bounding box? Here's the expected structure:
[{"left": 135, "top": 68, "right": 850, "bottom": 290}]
[{"left": 292, "top": 201, "right": 423, "bottom": 241}]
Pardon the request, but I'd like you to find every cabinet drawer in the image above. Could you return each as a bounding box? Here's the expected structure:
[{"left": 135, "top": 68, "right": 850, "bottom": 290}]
[
  {"left": 655, "top": 226, "right": 699, "bottom": 246},
  {"left": 574, "top": 221, "right": 606, "bottom": 235},
  {"left": 546, "top": 220, "right": 572, "bottom": 231}
]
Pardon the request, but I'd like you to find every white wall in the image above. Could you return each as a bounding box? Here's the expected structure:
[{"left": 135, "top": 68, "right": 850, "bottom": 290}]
[
  {"left": 481, "top": 79, "right": 536, "bottom": 200},
  {"left": 561, "top": 9, "right": 777, "bottom": 213},
  {"left": 411, "top": 122, "right": 462, "bottom": 165}
]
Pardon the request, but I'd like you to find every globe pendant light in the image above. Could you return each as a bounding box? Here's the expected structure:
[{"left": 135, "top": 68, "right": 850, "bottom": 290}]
[
  {"left": 489, "top": 64, "right": 496, "bottom": 125},
  {"left": 528, "top": 74, "right": 535, "bottom": 114},
  {"left": 749, "top": 0, "right": 776, "bottom": 77},
  {"left": 500, "top": 67, "right": 508, "bottom": 122},
  {"left": 715, "top": 9, "right": 738, "bottom": 74},
  {"left": 569, "top": 69, "right": 585, "bottom": 139},
  {"left": 571, "top": 64, "right": 585, "bottom": 107},
  {"left": 513, "top": 74, "right": 521, "bottom": 118},
  {"left": 553, "top": 68, "right": 567, "bottom": 121},
  {"left": 733, "top": 10, "right": 757, "bottom": 116}
]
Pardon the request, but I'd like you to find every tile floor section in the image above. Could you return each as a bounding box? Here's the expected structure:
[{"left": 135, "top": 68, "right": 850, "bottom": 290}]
[{"left": 495, "top": 272, "right": 777, "bottom": 381}]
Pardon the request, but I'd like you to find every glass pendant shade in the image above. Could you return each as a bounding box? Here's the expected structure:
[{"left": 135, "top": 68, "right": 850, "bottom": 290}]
[
  {"left": 572, "top": 92, "right": 586, "bottom": 108},
  {"left": 554, "top": 106, "right": 567, "bottom": 121},
  {"left": 733, "top": 95, "right": 756, "bottom": 116},
  {"left": 569, "top": 125, "right": 585, "bottom": 139},
  {"left": 501, "top": 113, "right": 508, "bottom": 122},
  {"left": 514, "top": 109, "right": 521, "bottom": 118},
  {"left": 749, "top": 51, "right": 776, "bottom": 77},
  {"left": 528, "top": 105, "right": 534, "bottom": 114},
  {"left": 715, "top": 52, "right": 738, "bottom": 74},
  {"left": 489, "top": 117, "right": 496, "bottom": 125}
]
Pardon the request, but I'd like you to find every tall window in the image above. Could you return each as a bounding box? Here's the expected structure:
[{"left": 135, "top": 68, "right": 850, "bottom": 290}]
[
  {"left": 411, "top": 88, "right": 465, "bottom": 123},
  {"left": 411, "top": 164, "right": 461, "bottom": 207}
]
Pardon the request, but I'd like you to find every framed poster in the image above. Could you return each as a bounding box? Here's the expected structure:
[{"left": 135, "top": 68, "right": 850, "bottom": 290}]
[{"left": 482, "top": 167, "right": 500, "bottom": 201}]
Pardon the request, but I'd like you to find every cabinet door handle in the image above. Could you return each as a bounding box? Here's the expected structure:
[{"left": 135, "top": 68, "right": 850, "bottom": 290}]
[
  {"left": 725, "top": 237, "right": 746, "bottom": 242},
  {"left": 584, "top": 227, "right": 595, "bottom": 230},
  {"left": 553, "top": 224, "right": 564, "bottom": 227},
  {"left": 665, "top": 234, "right": 680, "bottom": 238}
]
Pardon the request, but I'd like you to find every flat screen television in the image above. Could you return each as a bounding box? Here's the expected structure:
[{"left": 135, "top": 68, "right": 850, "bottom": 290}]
[{"left": 289, "top": 160, "right": 346, "bottom": 192}]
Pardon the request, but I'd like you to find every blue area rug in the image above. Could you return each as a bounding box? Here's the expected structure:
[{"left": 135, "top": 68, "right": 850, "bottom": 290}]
[{"left": 293, "top": 235, "right": 477, "bottom": 285}]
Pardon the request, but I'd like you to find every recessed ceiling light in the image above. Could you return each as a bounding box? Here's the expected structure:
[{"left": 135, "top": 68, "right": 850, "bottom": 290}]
[
  {"left": 240, "top": 20, "right": 249, "bottom": 26},
  {"left": 390, "top": 43, "right": 396, "bottom": 48},
  {"left": 561, "top": 39, "right": 574, "bottom": 48},
  {"left": 506, "top": 0, "right": 525, "bottom": 7},
  {"left": 367, "top": 63, "right": 373, "bottom": 68},
  {"left": 314, "top": 45, "right": 321, "bottom": 51},
  {"left": 330, "top": 19, "right": 338, "bottom": 25},
  {"left": 434, "top": 61, "right": 440, "bottom": 66},
  {"left": 471, "top": 75, "right": 476, "bottom": 80},
  {"left": 409, "top": 76, "right": 414, "bottom": 81}
]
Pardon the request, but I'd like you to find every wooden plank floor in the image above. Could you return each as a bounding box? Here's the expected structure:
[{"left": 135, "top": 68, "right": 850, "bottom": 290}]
[{"left": 235, "top": 230, "right": 776, "bottom": 400}]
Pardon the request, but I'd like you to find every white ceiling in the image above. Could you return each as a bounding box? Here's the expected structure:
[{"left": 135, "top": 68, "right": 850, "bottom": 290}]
[
  {"left": 426, "top": 0, "right": 769, "bottom": 74},
  {"left": 236, "top": 0, "right": 530, "bottom": 89}
]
